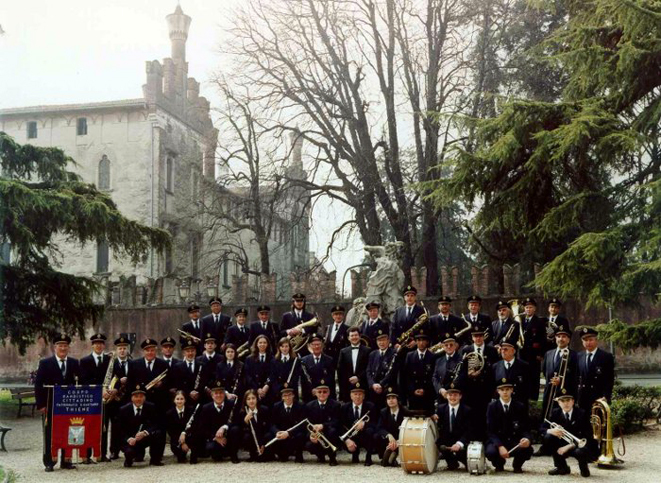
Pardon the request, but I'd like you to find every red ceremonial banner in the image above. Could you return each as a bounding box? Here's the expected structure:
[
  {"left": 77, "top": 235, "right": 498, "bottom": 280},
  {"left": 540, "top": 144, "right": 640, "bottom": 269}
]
[{"left": 51, "top": 385, "right": 103, "bottom": 460}]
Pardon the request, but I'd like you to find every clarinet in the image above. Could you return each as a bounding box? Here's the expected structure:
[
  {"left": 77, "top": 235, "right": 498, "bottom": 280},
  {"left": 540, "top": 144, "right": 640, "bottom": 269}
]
[
  {"left": 380, "top": 347, "right": 399, "bottom": 386},
  {"left": 285, "top": 357, "right": 298, "bottom": 386},
  {"left": 182, "top": 403, "right": 201, "bottom": 444}
]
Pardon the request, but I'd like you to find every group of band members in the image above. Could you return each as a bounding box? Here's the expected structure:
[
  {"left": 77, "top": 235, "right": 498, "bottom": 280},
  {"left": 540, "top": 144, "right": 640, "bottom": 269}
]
[{"left": 35, "top": 289, "right": 615, "bottom": 477}]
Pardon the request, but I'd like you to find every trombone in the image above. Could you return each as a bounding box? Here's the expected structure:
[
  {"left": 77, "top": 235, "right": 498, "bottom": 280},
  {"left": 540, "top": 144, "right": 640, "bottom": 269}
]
[
  {"left": 307, "top": 422, "right": 338, "bottom": 452},
  {"left": 543, "top": 349, "right": 569, "bottom": 419},
  {"left": 145, "top": 369, "right": 168, "bottom": 390},
  {"left": 544, "top": 418, "right": 587, "bottom": 448},
  {"left": 340, "top": 413, "right": 370, "bottom": 441}
]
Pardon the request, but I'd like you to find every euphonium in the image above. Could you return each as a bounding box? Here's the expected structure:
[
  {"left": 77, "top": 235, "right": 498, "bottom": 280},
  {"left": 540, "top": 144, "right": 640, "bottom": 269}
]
[
  {"left": 288, "top": 317, "right": 319, "bottom": 352},
  {"left": 591, "top": 397, "right": 624, "bottom": 467}
]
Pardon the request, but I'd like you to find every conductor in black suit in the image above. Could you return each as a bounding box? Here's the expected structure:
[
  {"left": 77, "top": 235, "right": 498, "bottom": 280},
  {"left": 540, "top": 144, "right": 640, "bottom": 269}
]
[
  {"left": 181, "top": 304, "right": 207, "bottom": 356},
  {"left": 485, "top": 378, "right": 533, "bottom": 473},
  {"left": 117, "top": 384, "right": 165, "bottom": 467},
  {"left": 337, "top": 327, "right": 371, "bottom": 402},
  {"left": 249, "top": 305, "right": 280, "bottom": 348},
  {"left": 35, "top": 333, "right": 81, "bottom": 472},
  {"left": 389, "top": 285, "right": 425, "bottom": 348},
  {"left": 433, "top": 383, "right": 474, "bottom": 470},
  {"left": 577, "top": 326, "right": 615, "bottom": 410},
  {"left": 202, "top": 297, "right": 232, "bottom": 348}
]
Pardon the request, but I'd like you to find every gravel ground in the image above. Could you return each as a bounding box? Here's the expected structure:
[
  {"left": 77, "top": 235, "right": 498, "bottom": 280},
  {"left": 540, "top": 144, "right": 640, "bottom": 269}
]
[{"left": 0, "top": 412, "right": 659, "bottom": 483}]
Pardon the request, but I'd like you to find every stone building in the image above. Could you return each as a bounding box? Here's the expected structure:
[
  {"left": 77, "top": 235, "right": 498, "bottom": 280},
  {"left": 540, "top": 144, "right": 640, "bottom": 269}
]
[{"left": 0, "top": 5, "right": 313, "bottom": 304}]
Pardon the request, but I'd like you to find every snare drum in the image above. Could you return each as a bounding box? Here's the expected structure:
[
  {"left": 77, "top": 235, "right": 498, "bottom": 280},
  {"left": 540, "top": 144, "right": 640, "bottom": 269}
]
[
  {"left": 398, "top": 417, "right": 439, "bottom": 474},
  {"left": 466, "top": 441, "right": 486, "bottom": 475}
]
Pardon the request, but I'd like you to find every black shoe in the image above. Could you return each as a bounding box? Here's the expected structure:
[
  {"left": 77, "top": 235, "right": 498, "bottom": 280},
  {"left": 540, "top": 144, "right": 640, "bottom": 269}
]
[
  {"left": 100, "top": 456, "right": 111, "bottom": 462},
  {"left": 364, "top": 455, "right": 373, "bottom": 467},
  {"left": 382, "top": 449, "right": 392, "bottom": 467},
  {"left": 316, "top": 454, "right": 326, "bottom": 463},
  {"left": 189, "top": 456, "right": 198, "bottom": 465},
  {"left": 177, "top": 457, "right": 187, "bottom": 463},
  {"left": 60, "top": 462, "right": 76, "bottom": 470},
  {"left": 83, "top": 458, "right": 95, "bottom": 465},
  {"left": 134, "top": 457, "right": 144, "bottom": 463},
  {"left": 295, "top": 452, "right": 304, "bottom": 463},
  {"left": 231, "top": 456, "right": 240, "bottom": 464},
  {"left": 533, "top": 448, "right": 545, "bottom": 457},
  {"left": 329, "top": 455, "right": 338, "bottom": 467},
  {"left": 513, "top": 466, "right": 523, "bottom": 474},
  {"left": 391, "top": 459, "right": 399, "bottom": 467},
  {"left": 149, "top": 460, "right": 164, "bottom": 466},
  {"left": 110, "top": 452, "right": 120, "bottom": 460},
  {"left": 124, "top": 459, "right": 133, "bottom": 468},
  {"left": 446, "top": 462, "right": 459, "bottom": 470},
  {"left": 352, "top": 452, "right": 360, "bottom": 464},
  {"left": 494, "top": 465, "right": 505, "bottom": 472},
  {"left": 278, "top": 454, "right": 289, "bottom": 462},
  {"left": 548, "top": 467, "right": 571, "bottom": 475},
  {"left": 44, "top": 466, "right": 54, "bottom": 472},
  {"left": 579, "top": 461, "right": 590, "bottom": 477}
]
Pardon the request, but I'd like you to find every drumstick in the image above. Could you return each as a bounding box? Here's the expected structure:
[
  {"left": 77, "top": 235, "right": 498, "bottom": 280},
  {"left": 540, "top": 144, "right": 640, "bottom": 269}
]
[{"left": 507, "top": 443, "right": 520, "bottom": 454}]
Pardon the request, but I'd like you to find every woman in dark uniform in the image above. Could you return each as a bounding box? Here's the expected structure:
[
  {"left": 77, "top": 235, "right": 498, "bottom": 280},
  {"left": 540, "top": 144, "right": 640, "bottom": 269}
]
[
  {"left": 236, "top": 389, "right": 271, "bottom": 462},
  {"left": 165, "top": 391, "right": 195, "bottom": 463},
  {"left": 215, "top": 344, "right": 245, "bottom": 404},
  {"left": 271, "top": 337, "right": 301, "bottom": 398},
  {"left": 244, "top": 335, "right": 275, "bottom": 406}
]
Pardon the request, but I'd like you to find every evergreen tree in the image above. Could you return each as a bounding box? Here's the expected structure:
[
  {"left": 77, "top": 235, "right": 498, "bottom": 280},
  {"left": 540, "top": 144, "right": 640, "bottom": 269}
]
[
  {"left": 428, "top": 0, "right": 661, "bottom": 308},
  {"left": 0, "top": 133, "right": 170, "bottom": 352}
]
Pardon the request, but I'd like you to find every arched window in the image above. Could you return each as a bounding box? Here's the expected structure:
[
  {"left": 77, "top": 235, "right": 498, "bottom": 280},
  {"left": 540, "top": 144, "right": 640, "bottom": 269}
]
[
  {"left": 96, "top": 240, "right": 109, "bottom": 273},
  {"left": 98, "top": 155, "right": 110, "bottom": 190}
]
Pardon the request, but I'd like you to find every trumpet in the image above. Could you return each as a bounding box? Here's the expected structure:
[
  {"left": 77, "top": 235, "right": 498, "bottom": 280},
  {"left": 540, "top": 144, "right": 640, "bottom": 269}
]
[
  {"left": 340, "top": 413, "right": 370, "bottom": 441},
  {"left": 544, "top": 418, "right": 587, "bottom": 448},
  {"left": 178, "top": 329, "right": 201, "bottom": 344},
  {"left": 237, "top": 341, "right": 250, "bottom": 358},
  {"left": 145, "top": 369, "right": 168, "bottom": 391},
  {"left": 307, "top": 422, "right": 337, "bottom": 452}
]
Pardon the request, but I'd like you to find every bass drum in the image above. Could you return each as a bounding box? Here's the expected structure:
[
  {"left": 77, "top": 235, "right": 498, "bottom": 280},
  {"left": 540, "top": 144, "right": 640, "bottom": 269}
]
[
  {"left": 398, "top": 417, "right": 439, "bottom": 474},
  {"left": 466, "top": 441, "right": 486, "bottom": 475}
]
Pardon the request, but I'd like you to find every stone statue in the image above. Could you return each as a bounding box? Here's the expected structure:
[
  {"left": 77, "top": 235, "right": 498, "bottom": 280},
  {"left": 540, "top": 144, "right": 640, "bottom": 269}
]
[
  {"left": 346, "top": 297, "right": 366, "bottom": 327},
  {"left": 364, "top": 242, "right": 405, "bottom": 319}
]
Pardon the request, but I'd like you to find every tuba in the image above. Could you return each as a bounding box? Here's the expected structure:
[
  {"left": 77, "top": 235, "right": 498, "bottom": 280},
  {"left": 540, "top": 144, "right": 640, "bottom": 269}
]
[{"left": 591, "top": 398, "right": 625, "bottom": 467}]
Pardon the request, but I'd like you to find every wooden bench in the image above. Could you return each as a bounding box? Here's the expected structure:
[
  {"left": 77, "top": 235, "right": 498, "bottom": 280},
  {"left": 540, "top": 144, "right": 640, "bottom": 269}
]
[
  {"left": 0, "top": 424, "right": 10, "bottom": 451},
  {"left": 9, "top": 388, "right": 36, "bottom": 418}
]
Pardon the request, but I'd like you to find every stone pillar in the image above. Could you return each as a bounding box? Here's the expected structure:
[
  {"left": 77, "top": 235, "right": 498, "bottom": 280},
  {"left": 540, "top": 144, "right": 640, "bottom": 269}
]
[
  {"left": 111, "top": 283, "right": 121, "bottom": 306},
  {"left": 326, "top": 271, "right": 337, "bottom": 300},
  {"left": 163, "top": 58, "right": 176, "bottom": 100},
  {"left": 503, "top": 264, "right": 514, "bottom": 296},
  {"left": 451, "top": 266, "right": 459, "bottom": 297},
  {"left": 440, "top": 266, "right": 450, "bottom": 295},
  {"left": 470, "top": 266, "right": 480, "bottom": 295},
  {"left": 260, "top": 273, "right": 277, "bottom": 303},
  {"left": 512, "top": 264, "right": 521, "bottom": 295},
  {"left": 232, "top": 275, "right": 248, "bottom": 304},
  {"left": 136, "top": 285, "right": 146, "bottom": 306},
  {"left": 480, "top": 265, "right": 491, "bottom": 296},
  {"left": 143, "top": 60, "right": 163, "bottom": 104}
]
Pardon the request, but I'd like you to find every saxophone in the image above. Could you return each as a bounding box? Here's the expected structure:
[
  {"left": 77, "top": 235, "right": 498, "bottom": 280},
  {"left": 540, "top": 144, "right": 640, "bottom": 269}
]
[{"left": 396, "top": 303, "right": 430, "bottom": 345}]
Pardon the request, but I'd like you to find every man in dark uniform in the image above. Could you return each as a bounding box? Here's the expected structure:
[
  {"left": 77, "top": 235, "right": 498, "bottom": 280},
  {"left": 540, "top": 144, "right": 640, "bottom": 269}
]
[
  {"left": 324, "top": 305, "right": 350, "bottom": 366},
  {"left": 159, "top": 337, "right": 179, "bottom": 369},
  {"left": 373, "top": 386, "right": 411, "bottom": 467},
  {"left": 117, "top": 384, "right": 164, "bottom": 467},
  {"left": 301, "top": 335, "right": 337, "bottom": 402},
  {"left": 543, "top": 298, "right": 571, "bottom": 351},
  {"left": 432, "top": 334, "right": 463, "bottom": 403},
  {"left": 433, "top": 382, "right": 474, "bottom": 470},
  {"left": 249, "top": 305, "right": 280, "bottom": 348},
  {"left": 281, "top": 293, "right": 318, "bottom": 357},
  {"left": 79, "top": 332, "right": 112, "bottom": 462},
  {"left": 127, "top": 339, "right": 169, "bottom": 419},
  {"left": 340, "top": 384, "right": 376, "bottom": 466},
  {"left": 403, "top": 331, "right": 436, "bottom": 414},
  {"left": 492, "top": 337, "right": 534, "bottom": 412},
  {"left": 430, "top": 296, "right": 465, "bottom": 347},
  {"left": 35, "top": 333, "right": 81, "bottom": 472},
  {"left": 337, "top": 326, "right": 371, "bottom": 402},
  {"left": 366, "top": 333, "right": 398, "bottom": 410},
  {"left": 464, "top": 295, "right": 492, "bottom": 344},
  {"left": 108, "top": 335, "right": 132, "bottom": 460},
  {"left": 202, "top": 297, "right": 231, "bottom": 347},
  {"left": 389, "top": 285, "right": 425, "bottom": 348},
  {"left": 224, "top": 307, "right": 250, "bottom": 352},
  {"left": 491, "top": 300, "right": 519, "bottom": 350},
  {"left": 305, "top": 383, "right": 341, "bottom": 466},
  {"left": 486, "top": 378, "right": 533, "bottom": 473},
  {"left": 541, "top": 324, "right": 579, "bottom": 420},
  {"left": 461, "top": 325, "right": 499, "bottom": 365},
  {"left": 518, "top": 297, "right": 546, "bottom": 401},
  {"left": 543, "top": 393, "right": 597, "bottom": 477},
  {"left": 577, "top": 327, "right": 615, "bottom": 410},
  {"left": 196, "top": 333, "right": 223, "bottom": 403},
  {"left": 266, "top": 387, "right": 306, "bottom": 462},
  {"left": 171, "top": 338, "right": 203, "bottom": 401},
  {"left": 189, "top": 381, "right": 239, "bottom": 464},
  {"left": 359, "top": 301, "right": 389, "bottom": 351},
  {"left": 181, "top": 304, "right": 207, "bottom": 356}
]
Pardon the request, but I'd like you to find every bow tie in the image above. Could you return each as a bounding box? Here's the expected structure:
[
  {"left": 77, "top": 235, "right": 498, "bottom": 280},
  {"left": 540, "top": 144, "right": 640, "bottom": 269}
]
[{"left": 351, "top": 346, "right": 360, "bottom": 350}]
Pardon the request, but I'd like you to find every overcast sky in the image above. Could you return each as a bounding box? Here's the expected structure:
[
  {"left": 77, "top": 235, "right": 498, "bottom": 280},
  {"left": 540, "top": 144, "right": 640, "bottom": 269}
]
[{"left": 0, "top": 0, "right": 364, "bottom": 291}]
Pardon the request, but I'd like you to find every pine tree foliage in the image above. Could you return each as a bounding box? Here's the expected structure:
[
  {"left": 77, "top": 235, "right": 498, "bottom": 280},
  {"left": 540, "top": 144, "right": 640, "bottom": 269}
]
[
  {"left": 0, "top": 133, "right": 171, "bottom": 352},
  {"left": 428, "top": 0, "right": 661, "bottom": 308},
  {"left": 595, "top": 318, "right": 661, "bottom": 351}
]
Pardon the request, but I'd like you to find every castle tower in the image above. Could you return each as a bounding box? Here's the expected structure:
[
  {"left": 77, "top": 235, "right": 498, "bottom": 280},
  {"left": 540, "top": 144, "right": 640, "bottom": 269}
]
[{"left": 166, "top": 4, "right": 192, "bottom": 63}]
